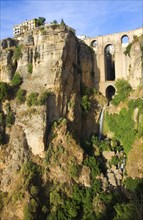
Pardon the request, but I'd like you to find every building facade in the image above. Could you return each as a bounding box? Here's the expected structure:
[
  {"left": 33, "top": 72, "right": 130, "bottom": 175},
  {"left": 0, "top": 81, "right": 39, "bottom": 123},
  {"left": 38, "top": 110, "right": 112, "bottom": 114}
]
[{"left": 13, "top": 19, "right": 36, "bottom": 37}]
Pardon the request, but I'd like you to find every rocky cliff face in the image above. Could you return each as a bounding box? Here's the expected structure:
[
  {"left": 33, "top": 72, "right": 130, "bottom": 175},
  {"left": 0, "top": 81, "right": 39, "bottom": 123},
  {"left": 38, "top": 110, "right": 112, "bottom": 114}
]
[
  {"left": 0, "top": 24, "right": 99, "bottom": 156},
  {"left": 0, "top": 24, "right": 105, "bottom": 192}
]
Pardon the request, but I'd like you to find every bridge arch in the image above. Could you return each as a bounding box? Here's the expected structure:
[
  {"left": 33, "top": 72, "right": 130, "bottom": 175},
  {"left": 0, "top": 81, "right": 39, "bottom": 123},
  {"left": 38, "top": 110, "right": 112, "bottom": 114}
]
[
  {"left": 121, "top": 35, "right": 129, "bottom": 44},
  {"left": 91, "top": 40, "right": 97, "bottom": 48},
  {"left": 106, "top": 85, "right": 115, "bottom": 101},
  {"left": 104, "top": 44, "right": 115, "bottom": 81}
]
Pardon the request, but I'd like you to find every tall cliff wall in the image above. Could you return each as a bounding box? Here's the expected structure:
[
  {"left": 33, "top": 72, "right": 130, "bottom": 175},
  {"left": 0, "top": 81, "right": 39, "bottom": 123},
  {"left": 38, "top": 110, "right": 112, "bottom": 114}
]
[{"left": 0, "top": 24, "right": 102, "bottom": 157}]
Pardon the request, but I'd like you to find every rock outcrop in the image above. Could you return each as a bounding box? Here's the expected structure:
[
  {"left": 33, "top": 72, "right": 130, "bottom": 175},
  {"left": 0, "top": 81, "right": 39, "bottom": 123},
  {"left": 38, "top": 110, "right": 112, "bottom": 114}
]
[{"left": 0, "top": 125, "right": 29, "bottom": 191}]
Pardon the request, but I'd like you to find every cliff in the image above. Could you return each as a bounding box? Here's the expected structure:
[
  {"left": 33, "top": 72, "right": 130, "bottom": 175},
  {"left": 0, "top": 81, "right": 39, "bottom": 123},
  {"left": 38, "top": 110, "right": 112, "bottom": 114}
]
[{"left": 0, "top": 24, "right": 102, "bottom": 156}]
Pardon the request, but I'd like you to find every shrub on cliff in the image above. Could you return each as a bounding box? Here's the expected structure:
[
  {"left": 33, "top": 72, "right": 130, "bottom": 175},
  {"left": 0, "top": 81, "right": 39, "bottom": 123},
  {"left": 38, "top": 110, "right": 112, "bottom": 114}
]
[
  {"left": 112, "top": 79, "right": 132, "bottom": 105},
  {"left": 81, "top": 95, "right": 91, "bottom": 114},
  {"left": 28, "top": 63, "right": 33, "bottom": 74},
  {"left": 16, "top": 89, "right": 26, "bottom": 103},
  {"left": 124, "top": 43, "right": 132, "bottom": 57},
  {"left": 35, "top": 17, "right": 46, "bottom": 27},
  {"left": 27, "top": 92, "right": 39, "bottom": 107},
  {"left": 12, "top": 72, "right": 22, "bottom": 86},
  {"left": 6, "top": 111, "right": 15, "bottom": 127},
  {"left": 0, "top": 82, "right": 9, "bottom": 101},
  {"left": 106, "top": 108, "right": 136, "bottom": 154},
  {"left": 13, "top": 45, "right": 22, "bottom": 60},
  {"left": 38, "top": 91, "right": 50, "bottom": 105}
]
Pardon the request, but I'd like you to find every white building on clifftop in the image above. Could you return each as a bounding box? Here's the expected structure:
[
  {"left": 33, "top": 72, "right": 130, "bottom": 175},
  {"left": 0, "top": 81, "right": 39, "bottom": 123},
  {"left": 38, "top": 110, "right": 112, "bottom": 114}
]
[{"left": 13, "top": 19, "right": 36, "bottom": 37}]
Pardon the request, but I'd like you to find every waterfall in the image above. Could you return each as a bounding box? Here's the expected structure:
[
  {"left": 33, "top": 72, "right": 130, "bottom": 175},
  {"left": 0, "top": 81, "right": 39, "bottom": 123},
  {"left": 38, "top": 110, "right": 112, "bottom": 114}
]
[{"left": 99, "top": 106, "right": 105, "bottom": 139}]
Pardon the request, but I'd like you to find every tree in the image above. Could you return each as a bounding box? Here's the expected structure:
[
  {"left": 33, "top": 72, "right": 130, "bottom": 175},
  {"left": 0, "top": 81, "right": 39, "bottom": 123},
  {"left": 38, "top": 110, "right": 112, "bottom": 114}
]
[
  {"left": 51, "top": 20, "right": 58, "bottom": 25},
  {"left": 60, "top": 18, "right": 65, "bottom": 25},
  {"left": 35, "top": 17, "right": 46, "bottom": 27}
]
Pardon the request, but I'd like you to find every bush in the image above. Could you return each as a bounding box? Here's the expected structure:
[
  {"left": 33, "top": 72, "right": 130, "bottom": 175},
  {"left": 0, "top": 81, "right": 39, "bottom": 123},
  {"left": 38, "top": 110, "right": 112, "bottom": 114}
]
[
  {"left": 12, "top": 72, "right": 22, "bottom": 86},
  {"left": 38, "top": 91, "right": 50, "bottom": 105},
  {"left": 83, "top": 156, "right": 100, "bottom": 179},
  {"left": 112, "top": 79, "right": 132, "bottom": 105},
  {"left": 28, "top": 63, "right": 33, "bottom": 74},
  {"left": 106, "top": 108, "right": 136, "bottom": 154},
  {"left": 81, "top": 95, "right": 91, "bottom": 114},
  {"left": 0, "top": 82, "right": 9, "bottom": 101},
  {"left": 23, "top": 199, "right": 38, "bottom": 220},
  {"left": 110, "top": 156, "right": 120, "bottom": 167},
  {"left": 35, "top": 17, "right": 46, "bottom": 26},
  {"left": 16, "top": 89, "right": 26, "bottom": 103},
  {"left": 27, "top": 92, "right": 39, "bottom": 107},
  {"left": 124, "top": 43, "right": 132, "bottom": 57},
  {"left": 114, "top": 203, "right": 136, "bottom": 220},
  {"left": 13, "top": 45, "right": 22, "bottom": 60},
  {"left": 124, "top": 177, "right": 143, "bottom": 194},
  {"left": 70, "top": 163, "right": 79, "bottom": 178},
  {"left": 30, "top": 185, "right": 39, "bottom": 197},
  {"left": 21, "top": 161, "right": 41, "bottom": 189},
  {"left": 128, "top": 98, "right": 143, "bottom": 113},
  {"left": 6, "top": 111, "right": 15, "bottom": 127}
]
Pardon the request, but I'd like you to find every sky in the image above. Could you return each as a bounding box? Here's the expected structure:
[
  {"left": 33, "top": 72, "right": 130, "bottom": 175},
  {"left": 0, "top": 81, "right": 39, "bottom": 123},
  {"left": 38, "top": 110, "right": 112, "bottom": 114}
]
[{"left": 0, "top": 0, "right": 143, "bottom": 39}]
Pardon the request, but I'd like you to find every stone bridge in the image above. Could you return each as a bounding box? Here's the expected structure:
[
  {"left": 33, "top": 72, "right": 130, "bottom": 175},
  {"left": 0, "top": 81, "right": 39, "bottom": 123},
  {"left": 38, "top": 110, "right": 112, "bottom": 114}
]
[{"left": 84, "top": 27, "right": 143, "bottom": 99}]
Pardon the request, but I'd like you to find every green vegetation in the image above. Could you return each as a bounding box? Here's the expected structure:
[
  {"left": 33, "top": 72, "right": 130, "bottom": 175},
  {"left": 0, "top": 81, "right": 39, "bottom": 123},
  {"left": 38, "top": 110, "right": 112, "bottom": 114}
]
[
  {"left": 38, "top": 91, "right": 50, "bottom": 105},
  {"left": 50, "top": 20, "right": 58, "bottom": 25},
  {"left": 70, "top": 162, "right": 80, "bottom": 178},
  {"left": 13, "top": 45, "right": 23, "bottom": 60},
  {"left": 82, "top": 84, "right": 97, "bottom": 96},
  {"left": 0, "top": 191, "right": 7, "bottom": 211},
  {"left": 110, "top": 156, "right": 120, "bottom": 167},
  {"left": 106, "top": 108, "right": 136, "bottom": 154},
  {"left": 0, "top": 82, "right": 9, "bottom": 101},
  {"left": 114, "top": 203, "right": 136, "bottom": 220},
  {"left": 60, "top": 18, "right": 65, "bottom": 25},
  {"left": 112, "top": 79, "right": 132, "bottom": 105},
  {"left": 6, "top": 111, "right": 15, "bottom": 127},
  {"left": 113, "top": 178, "right": 143, "bottom": 220},
  {"left": 26, "top": 91, "right": 51, "bottom": 107},
  {"left": 27, "top": 92, "right": 39, "bottom": 107},
  {"left": 11, "top": 72, "right": 22, "bottom": 86},
  {"left": 28, "top": 63, "right": 33, "bottom": 74},
  {"left": 124, "top": 34, "right": 143, "bottom": 68},
  {"left": 16, "top": 89, "right": 26, "bottom": 103},
  {"left": 83, "top": 156, "right": 100, "bottom": 179},
  {"left": 81, "top": 95, "right": 91, "bottom": 114},
  {"left": 12, "top": 192, "right": 24, "bottom": 203},
  {"left": 128, "top": 98, "right": 143, "bottom": 113},
  {"left": 124, "top": 43, "right": 132, "bottom": 57},
  {"left": 35, "top": 17, "right": 46, "bottom": 27},
  {"left": 80, "top": 85, "right": 97, "bottom": 115}
]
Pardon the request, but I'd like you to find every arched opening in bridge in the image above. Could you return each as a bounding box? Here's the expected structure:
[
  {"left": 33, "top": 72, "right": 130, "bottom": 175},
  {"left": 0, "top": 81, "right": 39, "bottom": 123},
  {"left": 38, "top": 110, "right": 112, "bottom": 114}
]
[
  {"left": 106, "top": 85, "right": 115, "bottom": 101},
  {"left": 104, "top": 44, "right": 115, "bottom": 81},
  {"left": 91, "top": 40, "right": 97, "bottom": 48},
  {"left": 121, "top": 35, "right": 129, "bottom": 44}
]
